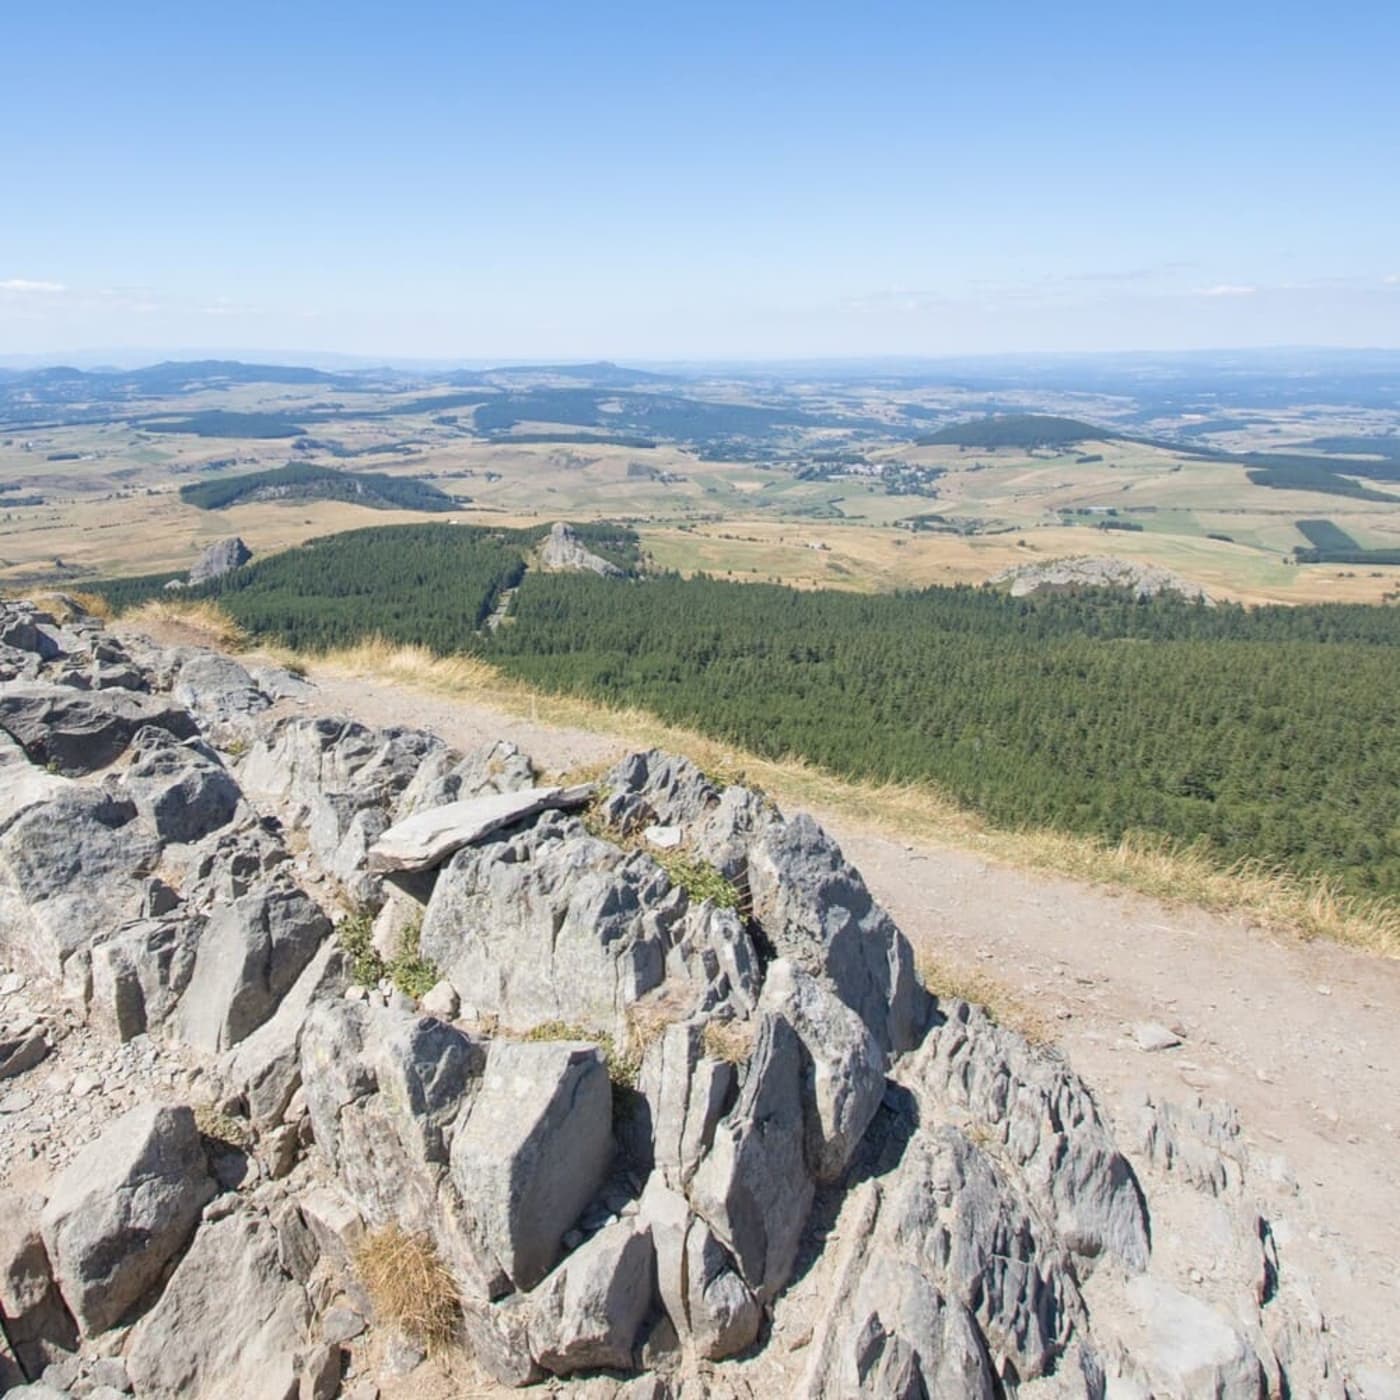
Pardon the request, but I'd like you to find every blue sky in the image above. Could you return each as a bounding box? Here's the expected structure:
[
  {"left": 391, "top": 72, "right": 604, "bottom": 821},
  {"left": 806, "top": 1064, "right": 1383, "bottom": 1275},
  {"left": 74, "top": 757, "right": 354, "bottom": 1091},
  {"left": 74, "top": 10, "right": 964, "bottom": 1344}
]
[{"left": 2, "top": 0, "right": 1397, "bottom": 360}]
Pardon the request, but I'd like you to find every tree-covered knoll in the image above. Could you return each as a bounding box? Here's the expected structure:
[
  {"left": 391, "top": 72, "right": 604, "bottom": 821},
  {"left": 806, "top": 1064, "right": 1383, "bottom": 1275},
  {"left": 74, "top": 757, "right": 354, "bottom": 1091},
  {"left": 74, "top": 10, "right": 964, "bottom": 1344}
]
[
  {"left": 915, "top": 414, "right": 1109, "bottom": 448},
  {"left": 179, "top": 462, "right": 460, "bottom": 512},
  {"left": 88, "top": 521, "right": 643, "bottom": 639},
  {"left": 178, "top": 524, "right": 529, "bottom": 647}
]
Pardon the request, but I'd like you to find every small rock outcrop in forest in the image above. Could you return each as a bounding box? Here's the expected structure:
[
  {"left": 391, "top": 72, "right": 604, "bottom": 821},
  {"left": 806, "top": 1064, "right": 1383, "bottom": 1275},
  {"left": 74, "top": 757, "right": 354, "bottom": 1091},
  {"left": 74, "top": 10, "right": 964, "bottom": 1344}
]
[
  {"left": 0, "top": 593, "right": 1368, "bottom": 1398},
  {"left": 539, "top": 522, "right": 623, "bottom": 577},
  {"left": 992, "top": 553, "right": 1212, "bottom": 602},
  {"left": 165, "top": 535, "right": 253, "bottom": 591}
]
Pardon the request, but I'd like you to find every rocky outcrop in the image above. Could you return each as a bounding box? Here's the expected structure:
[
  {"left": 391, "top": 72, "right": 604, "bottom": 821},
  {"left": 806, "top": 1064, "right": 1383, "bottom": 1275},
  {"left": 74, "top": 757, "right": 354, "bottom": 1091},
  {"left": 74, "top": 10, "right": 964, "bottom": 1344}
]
[
  {"left": 0, "top": 787, "right": 162, "bottom": 975},
  {"left": 121, "top": 725, "right": 242, "bottom": 844},
  {"left": 187, "top": 535, "right": 252, "bottom": 585},
  {"left": 539, "top": 521, "right": 624, "bottom": 577},
  {"left": 419, "top": 816, "right": 686, "bottom": 1035},
  {"left": 0, "top": 683, "right": 197, "bottom": 775},
  {"left": 0, "top": 1193, "right": 77, "bottom": 1376},
  {"left": 0, "top": 599, "right": 1363, "bottom": 1399},
  {"left": 992, "top": 553, "right": 1212, "bottom": 602}
]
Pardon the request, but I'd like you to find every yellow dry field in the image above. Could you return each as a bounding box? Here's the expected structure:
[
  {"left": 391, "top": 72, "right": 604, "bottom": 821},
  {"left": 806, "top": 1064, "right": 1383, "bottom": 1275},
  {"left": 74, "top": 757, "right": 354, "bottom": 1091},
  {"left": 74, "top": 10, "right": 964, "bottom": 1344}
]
[{"left": 4, "top": 408, "right": 1400, "bottom": 604}]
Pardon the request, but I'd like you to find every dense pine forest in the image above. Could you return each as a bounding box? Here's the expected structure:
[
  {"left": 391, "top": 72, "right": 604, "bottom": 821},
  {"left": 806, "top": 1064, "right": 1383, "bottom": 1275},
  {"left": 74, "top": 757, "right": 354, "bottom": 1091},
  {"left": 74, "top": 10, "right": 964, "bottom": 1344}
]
[{"left": 90, "top": 523, "right": 1400, "bottom": 897}]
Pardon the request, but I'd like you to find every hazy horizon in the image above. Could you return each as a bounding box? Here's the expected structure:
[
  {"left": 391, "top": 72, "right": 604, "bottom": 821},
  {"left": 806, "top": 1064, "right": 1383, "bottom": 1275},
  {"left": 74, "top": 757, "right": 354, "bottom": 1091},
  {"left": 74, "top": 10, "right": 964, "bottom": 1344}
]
[{"left": 3, "top": 1, "right": 1397, "bottom": 360}]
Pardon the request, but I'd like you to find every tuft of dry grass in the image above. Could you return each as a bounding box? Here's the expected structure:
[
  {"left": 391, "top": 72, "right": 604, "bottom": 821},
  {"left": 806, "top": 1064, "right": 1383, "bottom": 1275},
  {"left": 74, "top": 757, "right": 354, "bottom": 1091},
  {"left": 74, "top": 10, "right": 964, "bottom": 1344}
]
[
  {"left": 125, "top": 598, "right": 252, "bottom": 652},
  {"left": 915, "top": 950, "right": 1053, "bottom": 1046},
  {"left": 116, "top": 606, "right": 1400, "bottom": 958},
  {"left": 54, "top": 590, "right": 113, "bottom": 621},
  {"left": 354, "top": 1226, "right": 460, "bottom": 1350},
  {"left": 702, "top": 1017, "right": 755, "bottom": 1065}
]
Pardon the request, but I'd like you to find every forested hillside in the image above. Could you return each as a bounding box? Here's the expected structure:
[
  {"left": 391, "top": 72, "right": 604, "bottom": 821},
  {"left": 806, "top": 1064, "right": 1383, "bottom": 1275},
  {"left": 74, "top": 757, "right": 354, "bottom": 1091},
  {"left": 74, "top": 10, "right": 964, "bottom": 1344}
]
[
  {"left": 179, "top": 461, "right": 460, "bottom": 512},
  {"left": 93, "top": 524, "right": 1400, "bottom": 897},
  {"left": 916, "top": 414, "right": 1107, "bottom": 448}
]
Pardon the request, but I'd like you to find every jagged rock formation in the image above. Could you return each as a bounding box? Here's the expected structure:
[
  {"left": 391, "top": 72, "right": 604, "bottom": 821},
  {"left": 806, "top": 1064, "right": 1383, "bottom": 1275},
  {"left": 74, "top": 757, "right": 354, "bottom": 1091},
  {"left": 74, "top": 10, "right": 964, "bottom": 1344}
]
[
  {"left": 0, "top": 595, "right": 1370, "bottom": 1398},
  {"left": 539, "top": 522, "right": 623, "bottom": 577},
  {"left": 164, "top": 536, "right": 253, "bottom": 592},
  {"left": 992, "top": 554, "right": 1212, "bottom": 602}
]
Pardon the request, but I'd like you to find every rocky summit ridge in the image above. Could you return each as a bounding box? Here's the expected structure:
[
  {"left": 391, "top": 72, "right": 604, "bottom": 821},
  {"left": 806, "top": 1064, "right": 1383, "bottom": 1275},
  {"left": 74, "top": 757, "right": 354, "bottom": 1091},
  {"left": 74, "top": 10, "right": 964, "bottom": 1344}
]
[
  {"left": 991, "top": 555, "right": 1212, "bottom": 603},
  {"left": 0, "top": 594, "right": 1366, "bottom": 1398}
]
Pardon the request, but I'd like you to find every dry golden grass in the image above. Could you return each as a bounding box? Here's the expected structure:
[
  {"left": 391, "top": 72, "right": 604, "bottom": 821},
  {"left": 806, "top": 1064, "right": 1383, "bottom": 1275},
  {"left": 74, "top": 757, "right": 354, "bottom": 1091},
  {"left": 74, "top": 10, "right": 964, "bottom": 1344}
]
[
  {"left": 915, "top": 950, "right": 1053, "bottom": 1046},
  {"left": 125, "top": 597, "right": 253, "bottom": 651},
  {"left": 702, "top": 1018, "right": 756, "bottom": 1064},
  {"left": 53, "top": 590, "right": 113, "bottom": 620},
  {"left": 354, "top": 1227, "right": 460, "bottom": 1350},
  {"left": 126, "top": 602, "right": 1400, "bottom": 959}
]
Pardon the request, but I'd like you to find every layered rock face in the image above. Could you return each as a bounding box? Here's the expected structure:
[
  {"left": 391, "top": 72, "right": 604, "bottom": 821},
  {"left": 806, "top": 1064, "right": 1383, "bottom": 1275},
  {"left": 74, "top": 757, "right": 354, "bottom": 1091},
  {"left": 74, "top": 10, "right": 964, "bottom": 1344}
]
[{"left": 0, "top": 596, "right": 1362, "bottom": 1398}]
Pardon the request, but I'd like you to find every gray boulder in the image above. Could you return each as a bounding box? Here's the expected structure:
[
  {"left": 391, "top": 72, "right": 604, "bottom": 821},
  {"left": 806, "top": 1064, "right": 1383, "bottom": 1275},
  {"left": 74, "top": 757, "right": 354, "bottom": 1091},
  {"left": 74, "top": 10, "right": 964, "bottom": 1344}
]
[
  {"left": 169, "top": 820, "right": 289, "bottom": 912},
  {"left": 799, "top": 1184, "right": 997, "bottom": 1400},
  {"left": 368, "top": 784, "right": 592, "bottom": 874},
  {"left": 0, "top": 787, "right": 161, "bottom": 974},
  {"left": 905, "top": 999, "right": 1150, "bottom": 1270},
  {"left": 241, "top": 715, "right": 444, "bottom": 874},
  {"left": 526, "top": 1217, "right": 656, "bottom": 1374},
  {"left": 121, "top": 725, "right": 243, "bottom": 844},
  {"left": 760, "top": 958, "right": 885, "bottom": 1183},
  {"left": 125, "top": 1209, "right": 310, "bottom": 1400},
  {"left": 175, "top": 879, "right": 332, "bottom": 1053},
  {"left": 0, "top": 682, "right": 197, "bottom": 775},
  {"left": 744, "top": 813, "right": 926, "bottom": 1055},
  {"left": 0, "top": 730, "right": 68, "bottom": 832},
  {"left": 172, "top": 649, "right": 271, "bottom": 728},
  {"left": 798, "top": 1111, "right": 1087, "bottom": 1398},
  {"left": 641, "top": 1176, "right": 759, "bottom": 1362},
  {"left": 223, "top": 938, "right": 348, "bottom": 1128},
  {"left": 420, "top": 817, "right": 684, "bottom": 1037},
  {"left": 394, "top": 737, "right": 537, "bottom": 816},
  {"left": 188, "top": 535, "right": 252, "bottom": 584},
  {"left": 0, "top": 1193, "right": 77, "bottom": 1373},
  {"left": 88, "top": 916, "right": 203, "bottom": 1040},
  {"left": 300, "top": 1000, "right": 486, "bottom": 1236},
  {"left": 639, "top": 1019, "right": 738, "bottom": 1190},
  {"left": 39, "top": 1104, "right": 215, "bottom": 1334},
  {"left": 449, "top": 1039, "right": 613, "bottom": 1292},
  {"left": 601, "top": 752, "right": 927, "bottom": 1054},
  {"left": 687, "top": 1012, "right": 813, "bottom": 1303},
  {"left": 1118, "top": 1275, "right": 1267, "bottom": 1399}
]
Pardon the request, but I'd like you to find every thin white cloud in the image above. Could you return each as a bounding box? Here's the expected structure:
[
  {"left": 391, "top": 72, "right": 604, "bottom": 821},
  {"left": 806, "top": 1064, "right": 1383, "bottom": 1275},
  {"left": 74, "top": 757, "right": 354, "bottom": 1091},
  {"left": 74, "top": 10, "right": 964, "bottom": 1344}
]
[
  {"left": 1384, "top": 273, "right": 1400, "bottom": 286},
  {"left": 1195, "top": 284, "right": 1257, "bottom": 298},
  {"left": 0, "top": 278, "right": 67, "bottom": 294}
]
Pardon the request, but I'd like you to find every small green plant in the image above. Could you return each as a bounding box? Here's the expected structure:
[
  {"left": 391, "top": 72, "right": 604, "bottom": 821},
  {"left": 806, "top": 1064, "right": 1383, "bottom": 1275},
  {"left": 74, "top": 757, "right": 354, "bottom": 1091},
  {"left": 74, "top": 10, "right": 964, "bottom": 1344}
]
[
  {"left": 653, "top": 849, "right": 740, "bottom": 910},
  {"left": 337, "top": 907, "right": 385, "bottom": 987},
  {"left": 582, "top": 805, "right": 740, "bottom": 912},
  {"left": 522, "top": 1019, "right": 640, "bottom": 1091},
  {"left": 387, "top": 920, "right": 439, "bottom": 999}
]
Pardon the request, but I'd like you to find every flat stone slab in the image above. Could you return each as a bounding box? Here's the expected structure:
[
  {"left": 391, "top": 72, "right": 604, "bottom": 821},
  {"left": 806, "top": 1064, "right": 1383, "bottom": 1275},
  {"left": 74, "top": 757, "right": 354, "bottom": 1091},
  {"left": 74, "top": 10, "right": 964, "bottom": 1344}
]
[{"left": 367, "top": 784, "right": 593, "bottom": 873}]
